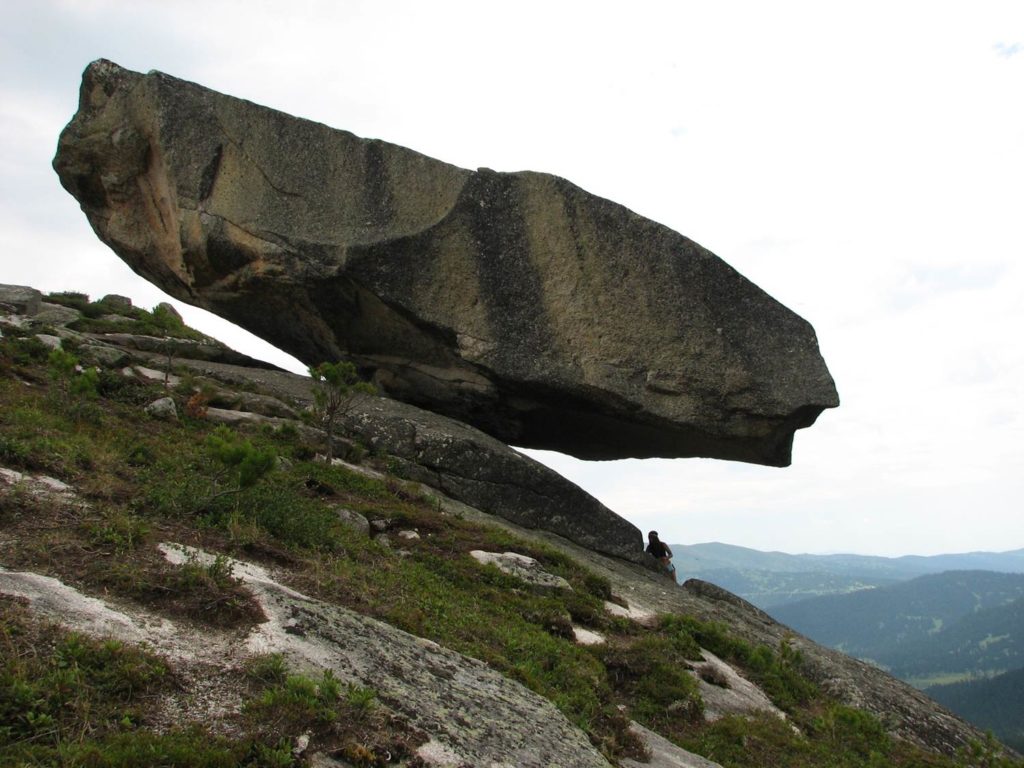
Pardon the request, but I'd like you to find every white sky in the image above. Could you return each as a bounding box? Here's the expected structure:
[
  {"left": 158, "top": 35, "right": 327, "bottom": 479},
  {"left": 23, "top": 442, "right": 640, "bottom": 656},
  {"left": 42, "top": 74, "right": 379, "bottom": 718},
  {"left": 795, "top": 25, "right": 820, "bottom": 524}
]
[{"left": 2, "top": 1, "right": 1022, "bottom": 557}]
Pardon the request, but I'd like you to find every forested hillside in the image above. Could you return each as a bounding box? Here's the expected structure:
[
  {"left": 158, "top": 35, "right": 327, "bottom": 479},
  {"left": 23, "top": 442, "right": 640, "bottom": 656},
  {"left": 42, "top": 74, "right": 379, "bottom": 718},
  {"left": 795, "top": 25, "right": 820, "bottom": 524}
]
[
  {"left": 770, "top": 571, "right": 1024, "bottom": 668},
  {"left": 882, "top": 596, "right": 1024, "bottom": 679},
  {"left": 927, "top": 668, "right": 1024, "bottom": 753}
]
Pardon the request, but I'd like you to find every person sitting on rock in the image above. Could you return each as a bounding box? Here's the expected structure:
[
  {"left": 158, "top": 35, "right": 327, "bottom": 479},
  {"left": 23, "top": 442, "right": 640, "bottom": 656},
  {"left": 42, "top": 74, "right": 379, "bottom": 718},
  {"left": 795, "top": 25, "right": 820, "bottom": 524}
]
[{"left": 646, "top": 531, "right": 677, "bottom": 582}]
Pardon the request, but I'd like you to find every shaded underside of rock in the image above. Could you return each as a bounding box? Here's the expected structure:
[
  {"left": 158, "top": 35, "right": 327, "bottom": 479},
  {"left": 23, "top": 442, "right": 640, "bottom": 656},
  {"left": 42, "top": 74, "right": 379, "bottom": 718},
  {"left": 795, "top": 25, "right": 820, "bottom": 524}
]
[{"left": 54, "top": 59, "right": 839, "bottom": 464}]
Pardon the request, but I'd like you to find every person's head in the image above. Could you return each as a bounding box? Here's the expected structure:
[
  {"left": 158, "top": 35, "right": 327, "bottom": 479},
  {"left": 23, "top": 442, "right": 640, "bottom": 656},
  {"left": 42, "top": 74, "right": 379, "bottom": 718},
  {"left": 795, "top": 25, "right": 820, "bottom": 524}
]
[{"left": 648, "top": 530, "right": 659, "bottom": 542}]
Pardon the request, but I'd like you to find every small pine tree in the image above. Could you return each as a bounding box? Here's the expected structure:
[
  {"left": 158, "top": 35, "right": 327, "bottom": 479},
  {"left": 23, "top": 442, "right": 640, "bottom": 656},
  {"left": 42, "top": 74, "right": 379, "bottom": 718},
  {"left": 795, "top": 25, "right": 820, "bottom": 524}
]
[
  {"left": 308, "top": 361, "right": 375, "bottom": 460},
  {"left": 204, "top": 426, "right": 276, "bottom": 507}
]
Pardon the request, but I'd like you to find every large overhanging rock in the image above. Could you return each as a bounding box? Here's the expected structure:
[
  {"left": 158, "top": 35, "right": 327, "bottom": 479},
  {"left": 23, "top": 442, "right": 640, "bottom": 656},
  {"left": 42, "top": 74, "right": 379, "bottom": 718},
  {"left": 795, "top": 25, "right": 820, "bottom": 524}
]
[{"left": 54, "top": 60, "right": 839, "bottom": 465}]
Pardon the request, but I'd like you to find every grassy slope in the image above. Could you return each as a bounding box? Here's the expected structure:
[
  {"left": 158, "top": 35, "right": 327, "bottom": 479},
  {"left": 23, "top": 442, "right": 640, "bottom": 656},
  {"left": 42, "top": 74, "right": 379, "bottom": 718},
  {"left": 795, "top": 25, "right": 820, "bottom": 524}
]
[{"left": 0, "top": 303, "right": 1019, "bottom": 768}]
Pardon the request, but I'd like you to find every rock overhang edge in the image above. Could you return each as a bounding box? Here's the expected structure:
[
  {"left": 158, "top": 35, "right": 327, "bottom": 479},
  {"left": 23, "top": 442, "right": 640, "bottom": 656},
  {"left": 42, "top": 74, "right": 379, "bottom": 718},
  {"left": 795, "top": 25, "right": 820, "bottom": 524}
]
[{"left": 53, "top": 59, "right": 839, "bottom": 465}]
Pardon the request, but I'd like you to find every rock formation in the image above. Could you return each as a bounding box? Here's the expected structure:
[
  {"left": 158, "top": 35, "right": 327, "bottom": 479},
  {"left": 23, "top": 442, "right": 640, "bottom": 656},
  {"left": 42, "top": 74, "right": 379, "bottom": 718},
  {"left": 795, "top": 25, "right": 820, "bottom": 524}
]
[
  {"left": 0, "top": 284, "right": 643, "bottom": 559},
  {"left": 54, "top": 59, "right": 838, "bottom": 465},
  {"left": 0, "top": 284, "right": 1004, "bottom": 764}
]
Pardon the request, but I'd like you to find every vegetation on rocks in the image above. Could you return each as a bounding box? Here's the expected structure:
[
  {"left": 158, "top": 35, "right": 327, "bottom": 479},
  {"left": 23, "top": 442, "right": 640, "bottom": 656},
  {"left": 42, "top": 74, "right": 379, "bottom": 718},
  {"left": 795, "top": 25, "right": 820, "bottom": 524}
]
[
  {"left": 0, "top": 307, "right": 1020, "bottom": 767},
  {"left": 308, "top": 360, "right": 376, "bottom": 460},
  {"left": 46, "top": 291, "right": 205, "bottom": 341}
]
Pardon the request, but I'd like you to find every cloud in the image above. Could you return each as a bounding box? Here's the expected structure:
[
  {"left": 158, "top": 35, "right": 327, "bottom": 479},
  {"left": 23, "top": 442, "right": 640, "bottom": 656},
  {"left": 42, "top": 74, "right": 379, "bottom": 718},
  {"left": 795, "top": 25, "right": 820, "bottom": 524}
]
[
  {"left": 4, "top": 1, "right": 1024, "bottom": 557},
  {"left": 887, "top": 263, "right": 1006, "bottom": 311}
]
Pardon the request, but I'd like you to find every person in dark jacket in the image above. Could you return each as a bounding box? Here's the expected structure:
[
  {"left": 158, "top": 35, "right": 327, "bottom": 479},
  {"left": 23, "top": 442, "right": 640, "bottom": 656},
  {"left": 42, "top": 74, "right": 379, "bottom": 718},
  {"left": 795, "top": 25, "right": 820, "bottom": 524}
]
[{"left": 646, "top": 531, "right": 676, "bottom": 582}]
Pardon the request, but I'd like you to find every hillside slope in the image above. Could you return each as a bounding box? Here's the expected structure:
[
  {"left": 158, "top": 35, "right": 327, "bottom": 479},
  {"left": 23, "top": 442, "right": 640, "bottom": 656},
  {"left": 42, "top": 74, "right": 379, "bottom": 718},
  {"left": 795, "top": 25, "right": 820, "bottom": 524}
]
[
  {"left": 883, "top": 597, "right": 1024, "bottom": 679},
  {"left": 770, "top": 572, "right": 1024, "bottom": 678},
  {"left": 926, "top": 668, "right": 1024, "bottom": 753},
  {"left": 0, "top": 286, "right": 1016, "bottom": 767}
]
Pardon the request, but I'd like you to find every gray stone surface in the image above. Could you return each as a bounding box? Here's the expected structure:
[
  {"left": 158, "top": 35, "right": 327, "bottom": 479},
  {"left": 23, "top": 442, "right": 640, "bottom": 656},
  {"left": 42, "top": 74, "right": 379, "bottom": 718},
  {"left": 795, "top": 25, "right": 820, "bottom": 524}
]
[
  {"left": 87, "top": 332, "right": 280, "bottom": 370},
  {"left": 35, "top": 334, "right": 62, "bottom": 350},
  {"left": 33, "top": 302, "right": 82, "bottom": 326},
  {"left": 470, "top": 550, "right": 572, "bottom": 589},
  {"left": 79, "top": 342, "right": 130, "bottom": 367},
  {"left": 207, "top": 388, "right": 298, "bottom": 418},
  {"left": 54, "top": 59, "right": 838, "bottom": 466},
  {"left": 100, "top": 293, "right": 133, "bottom": 312},
  {"left": 341, "top": 395, "right": 644, "bottom": 561},
  {"left": 334, "top": 506, "right": 370, "bottom": 537},
  {"left": 145, "top": 396, "right": 178, "bottom": 420},
  {"left": 622, "top": 721, "right": 723, "bottom": 768},
  {"left": 2, "top": 550, "right": 612, "bottom": 768},
  {"left": 689, "top": 648, "right": 785, "bottom": 721},
  {"left": 161, "top": 544, "right": 613, "bottom": 768},
  {"left": 170, "top": 352, "right": 643, "bottom": 560},
  {"left": 446, "top": 495, "right": 995, "bottom": 760},
  {"left": 0, "top": 284, "right": 42, "bottom": 315}
]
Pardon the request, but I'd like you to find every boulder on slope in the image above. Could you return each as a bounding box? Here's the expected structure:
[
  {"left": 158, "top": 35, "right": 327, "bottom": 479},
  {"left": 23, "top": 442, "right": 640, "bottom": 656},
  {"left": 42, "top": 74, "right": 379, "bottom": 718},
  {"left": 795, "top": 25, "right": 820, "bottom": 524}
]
[{"left": 54, "top": 59, "right": 838, "bottom": 465}]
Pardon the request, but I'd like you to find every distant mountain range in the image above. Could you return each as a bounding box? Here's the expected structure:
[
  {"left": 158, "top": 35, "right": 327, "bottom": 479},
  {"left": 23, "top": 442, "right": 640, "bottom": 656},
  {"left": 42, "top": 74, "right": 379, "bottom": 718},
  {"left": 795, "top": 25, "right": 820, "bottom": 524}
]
[{"left": 671, "top": 542, "right": 1024, "bottom": 609}]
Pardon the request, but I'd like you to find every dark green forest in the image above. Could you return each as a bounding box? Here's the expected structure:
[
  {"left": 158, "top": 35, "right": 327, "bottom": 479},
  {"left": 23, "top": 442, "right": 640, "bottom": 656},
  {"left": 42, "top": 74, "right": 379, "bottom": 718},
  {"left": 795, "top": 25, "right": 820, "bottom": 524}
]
[
  {"left": 926, "top": 667, "right": 1024, "bottom": 753},
  {"left": 770, "top": 571, "right": 1024, "bottom": 678}
]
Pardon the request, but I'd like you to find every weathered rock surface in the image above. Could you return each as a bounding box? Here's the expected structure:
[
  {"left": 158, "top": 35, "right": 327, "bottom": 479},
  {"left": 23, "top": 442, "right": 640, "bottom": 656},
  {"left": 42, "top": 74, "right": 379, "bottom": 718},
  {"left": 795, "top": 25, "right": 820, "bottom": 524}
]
[
  {"left": 88, "top": 332, "right": 280, "bottom": 370},
  {"left": 158, "top": 544, "right": 612, "bottom": 768},
  {"left": 33, "top": 302, "right": 82, "bottom": 326},
  {"left": 54, "top": 59, "right": 838, "bottom": 465},
  {"left": 333, "top": 507, "right": 370, "bottom": 536},
  {"left": 144, "top": 396, "right": 178, "bottom": 420},
  {"left": 0, "top": 549, "right": 613, "bottom": 768},
  {"left": 205, "top": 387, "right": 299, "bottom": 419},
  {"left": 132, "top": 349, "right": 643, "bottom": 560},
  {"left": 100, "top": 293, "right": 133, "bottom": 312},
  {"left": 689, "top": 648, "right": 785, "bottom": 722},
  {"left": 469, "top": 550, "right": 572, "bottom": 589},
  {"left": 0, "top": 467, "right": 77, "bottom": 500},
  {"left": 449, "top": 492, "right": 996, "bottom": 759},
  {"left": 341, "top": 395, "right": 644, "bottom": 560},
  {"left": 622, "top": 721, "right": 723, "bottom": 768},
  {"left": 0, "top": 284, "right": 42, "bottom": 316}
]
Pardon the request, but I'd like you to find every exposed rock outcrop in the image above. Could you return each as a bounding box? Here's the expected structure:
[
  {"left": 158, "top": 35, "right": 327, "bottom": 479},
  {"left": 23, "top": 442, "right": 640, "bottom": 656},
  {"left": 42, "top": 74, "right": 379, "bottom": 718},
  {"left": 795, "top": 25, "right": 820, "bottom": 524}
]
[
  {"left": 340, "top": 395, "right": 644, "bottom": 560},
  {"left": 0, "top": 284, "right": 643, "bottom": 559},
  {"left": 54, "top": 59, "right": 838, "bottom": 465},
  {"left": 469, "top": 550, "right": 572, "bottom": 589},
  {"left": 94, "top": 332, "right": 280, "bottom": 370},
  {"left": 0, "top": 287, "right": 1004, "bottom": 763},
  {"left": 0, "top": 547, "right": 613, "bottom": 768},
  {"left": 622, "top": 722, "right": 723, "bottom": 768},
  {"left": 453, "top": 500, "right": 996, "bottom": 758},
  {"left": 0, "top": 284, "right": 42, "bottom": 316},
  {"left": 689, "top": 648, "right": 785, "bottom": 722},
  {"left": 159, "top": 544, "right": 612, "bottom": 767}
]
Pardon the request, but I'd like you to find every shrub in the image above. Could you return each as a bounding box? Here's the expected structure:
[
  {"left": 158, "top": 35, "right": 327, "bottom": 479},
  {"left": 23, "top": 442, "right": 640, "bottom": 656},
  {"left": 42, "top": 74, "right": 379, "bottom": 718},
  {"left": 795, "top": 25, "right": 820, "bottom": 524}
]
[
  {"left": 659, "top": 615, "right": 816, "bottom": 712},
  {"left": 599, "top": 635, "right": 704, "bottom": 728},
  {"left": 309, "top": 361, "right": 375, "bottom": 460},
  {"left": 85, "top": 509, "right": 150, "bottom": 554},
  {"left": 246, "top": 670, "right": 341, "bottom": 728},
  {"left": 47, "top": 348, "right": 98, "bottom": 405},
  {"left": 203, "top": 426, "right": 276, "bottom": 507}
]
